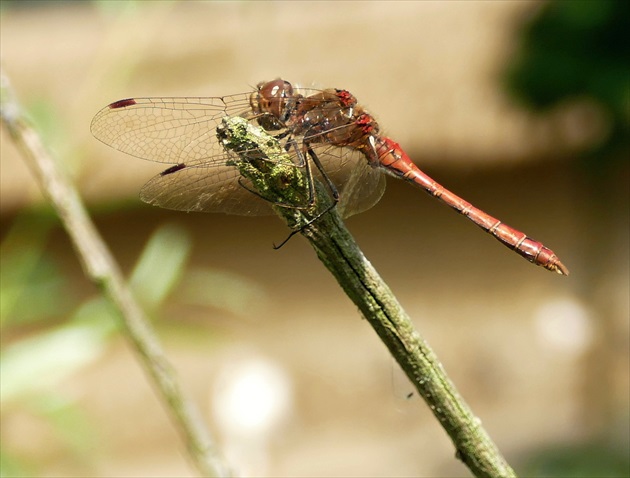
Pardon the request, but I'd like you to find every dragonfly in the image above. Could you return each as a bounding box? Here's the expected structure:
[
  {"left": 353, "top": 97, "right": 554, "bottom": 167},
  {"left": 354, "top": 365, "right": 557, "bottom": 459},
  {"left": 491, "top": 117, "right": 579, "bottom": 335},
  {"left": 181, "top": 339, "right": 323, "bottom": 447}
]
[{"left": 91, "top": 79, "right": 568, "bottom": 275}]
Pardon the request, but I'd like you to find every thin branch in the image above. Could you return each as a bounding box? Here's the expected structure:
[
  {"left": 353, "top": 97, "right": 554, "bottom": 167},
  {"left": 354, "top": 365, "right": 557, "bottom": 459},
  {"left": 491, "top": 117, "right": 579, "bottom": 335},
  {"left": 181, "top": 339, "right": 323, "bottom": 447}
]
[
  {"left": 218, "top": 116, "right": 518, "bottom": 478},
  {"left": 1, "top": 68, "right": 230, "bottom": 478}
]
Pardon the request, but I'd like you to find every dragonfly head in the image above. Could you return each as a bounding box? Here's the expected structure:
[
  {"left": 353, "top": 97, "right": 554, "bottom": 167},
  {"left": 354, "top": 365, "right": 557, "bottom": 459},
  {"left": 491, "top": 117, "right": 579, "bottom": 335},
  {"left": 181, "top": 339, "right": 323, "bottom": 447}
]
[{"left": 251, "top": 79, "right": 296, "bottom": 130}]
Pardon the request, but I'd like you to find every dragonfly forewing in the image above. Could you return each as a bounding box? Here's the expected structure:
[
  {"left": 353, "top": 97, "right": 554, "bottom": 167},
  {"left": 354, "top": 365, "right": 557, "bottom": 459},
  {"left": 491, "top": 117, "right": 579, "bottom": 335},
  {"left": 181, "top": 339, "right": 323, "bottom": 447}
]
[{"left": 90, "top": 95, "right": 253, "bottom": 165}]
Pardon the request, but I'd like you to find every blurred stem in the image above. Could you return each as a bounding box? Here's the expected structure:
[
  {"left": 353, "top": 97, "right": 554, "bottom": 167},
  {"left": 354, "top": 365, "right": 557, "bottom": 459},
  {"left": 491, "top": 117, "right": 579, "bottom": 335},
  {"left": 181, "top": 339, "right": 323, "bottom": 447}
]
[
  {"left": 0, "top": 68, "right": 229, "bottom": 478},
  {"left": 219, "top": 116, "right": 517, "bottom": 478}
]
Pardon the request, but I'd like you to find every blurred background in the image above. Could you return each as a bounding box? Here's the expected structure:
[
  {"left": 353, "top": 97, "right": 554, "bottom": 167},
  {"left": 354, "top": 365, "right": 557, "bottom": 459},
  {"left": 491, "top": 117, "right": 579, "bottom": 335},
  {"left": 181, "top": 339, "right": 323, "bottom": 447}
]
[{"left": 1, "top": 1, "right": 628, "bottom": 477}]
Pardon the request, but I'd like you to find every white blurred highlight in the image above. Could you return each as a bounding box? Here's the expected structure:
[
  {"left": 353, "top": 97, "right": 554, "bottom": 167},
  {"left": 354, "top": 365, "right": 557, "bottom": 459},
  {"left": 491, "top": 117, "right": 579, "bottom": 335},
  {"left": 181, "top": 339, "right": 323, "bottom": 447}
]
[
  {"left": 211, "top": 354, "right": 293, "bottom": 476},
  {"left": 534, "top": 298, "right": 594, "bottom": 356}
]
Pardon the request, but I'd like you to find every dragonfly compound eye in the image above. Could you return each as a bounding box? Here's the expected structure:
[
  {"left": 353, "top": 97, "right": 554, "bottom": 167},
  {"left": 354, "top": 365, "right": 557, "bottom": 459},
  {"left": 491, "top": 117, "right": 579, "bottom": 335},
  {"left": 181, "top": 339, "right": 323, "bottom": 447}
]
[{"left": 253, "top": 79, "right": 295, "bottom": 123}]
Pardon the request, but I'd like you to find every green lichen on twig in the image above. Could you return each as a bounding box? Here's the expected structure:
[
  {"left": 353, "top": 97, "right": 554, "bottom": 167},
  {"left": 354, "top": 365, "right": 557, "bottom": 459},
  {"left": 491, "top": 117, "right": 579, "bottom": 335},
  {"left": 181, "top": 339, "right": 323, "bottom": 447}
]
[{"left": 217, "top": 116, "right": 324, "bottom": 229}]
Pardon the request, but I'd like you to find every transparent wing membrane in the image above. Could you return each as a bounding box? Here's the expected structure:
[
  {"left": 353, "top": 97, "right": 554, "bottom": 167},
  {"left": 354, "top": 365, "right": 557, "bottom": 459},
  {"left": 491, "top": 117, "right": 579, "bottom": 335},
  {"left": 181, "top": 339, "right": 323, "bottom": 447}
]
[{"left": 91, "top": 89, "right": 388, "bottom": 217}]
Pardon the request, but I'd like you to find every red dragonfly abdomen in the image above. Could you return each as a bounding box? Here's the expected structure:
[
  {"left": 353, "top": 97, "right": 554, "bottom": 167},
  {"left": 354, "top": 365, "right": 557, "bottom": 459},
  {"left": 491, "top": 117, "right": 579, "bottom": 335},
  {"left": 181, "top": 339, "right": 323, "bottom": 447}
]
[{"left": 374, "top": 137, "right": 569, "bottom": 275}]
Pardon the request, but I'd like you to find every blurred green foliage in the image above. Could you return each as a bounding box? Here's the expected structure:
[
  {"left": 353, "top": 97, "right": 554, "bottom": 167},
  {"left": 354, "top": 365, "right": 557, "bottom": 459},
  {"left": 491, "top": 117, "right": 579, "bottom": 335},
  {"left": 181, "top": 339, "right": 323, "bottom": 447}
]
[
  {"left": 0, "top": 211, "right": 75, "bottom": 326},
  {"left": 504, "top": 0, "right": 630, "bottom": 161},
  {"left": 0, "top": 220, "right": 193, "bottom": 476}
]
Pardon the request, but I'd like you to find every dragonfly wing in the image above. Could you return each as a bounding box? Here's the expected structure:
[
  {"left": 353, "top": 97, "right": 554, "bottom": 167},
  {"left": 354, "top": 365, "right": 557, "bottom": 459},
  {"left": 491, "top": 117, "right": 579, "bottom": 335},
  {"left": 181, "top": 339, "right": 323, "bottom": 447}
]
[
  {"left": 337, "top": 157, "right": 386, "bottom": 218},
  {"left": 311, "top": 146, "right": 386, "bottom": 218},
  {"left": 90, "top": 95, "right": 252, "bottom": 165},
  {"left": 91, "top": 91, "right": 387, "bottom": 218},
  {"left": 139, "top": 160, "right": 275, "bottom": 216}
]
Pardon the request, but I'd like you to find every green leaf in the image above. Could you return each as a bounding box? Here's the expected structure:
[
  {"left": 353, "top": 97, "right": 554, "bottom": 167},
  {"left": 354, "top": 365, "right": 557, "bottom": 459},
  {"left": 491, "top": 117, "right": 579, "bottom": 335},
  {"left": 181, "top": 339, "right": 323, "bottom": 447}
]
[
  {"left": 0, "top": 321, "right": 110, "bottom": 405},
  {"left": 129, "top": 223, "right": 192, "bottom": 309}
]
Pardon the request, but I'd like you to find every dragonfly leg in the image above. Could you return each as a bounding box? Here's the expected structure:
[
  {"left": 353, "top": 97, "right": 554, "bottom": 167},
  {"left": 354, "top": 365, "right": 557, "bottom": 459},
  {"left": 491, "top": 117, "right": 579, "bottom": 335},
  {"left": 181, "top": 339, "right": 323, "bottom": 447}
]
[
  {"left": 272, "top": 228, "right": 300, "bottom": 249},
  {"left": 304, "top": 141, "right": 340, "bottom": 203},
  {"left": 272, "top": 141, "right": 342, "bottom": 249},
  {"left": 230, "top": 134, "right": 316, "bottom": 210}
]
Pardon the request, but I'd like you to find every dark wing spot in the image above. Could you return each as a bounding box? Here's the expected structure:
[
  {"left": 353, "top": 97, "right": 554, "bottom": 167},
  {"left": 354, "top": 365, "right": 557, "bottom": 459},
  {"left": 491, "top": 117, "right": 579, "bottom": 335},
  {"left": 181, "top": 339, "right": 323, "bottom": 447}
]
[
  {"left": 108, "top": 98, "right": 137, "bottom": 109},
  {"left": 160, "top": 163, "right": 186, "bottom": 176}
]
